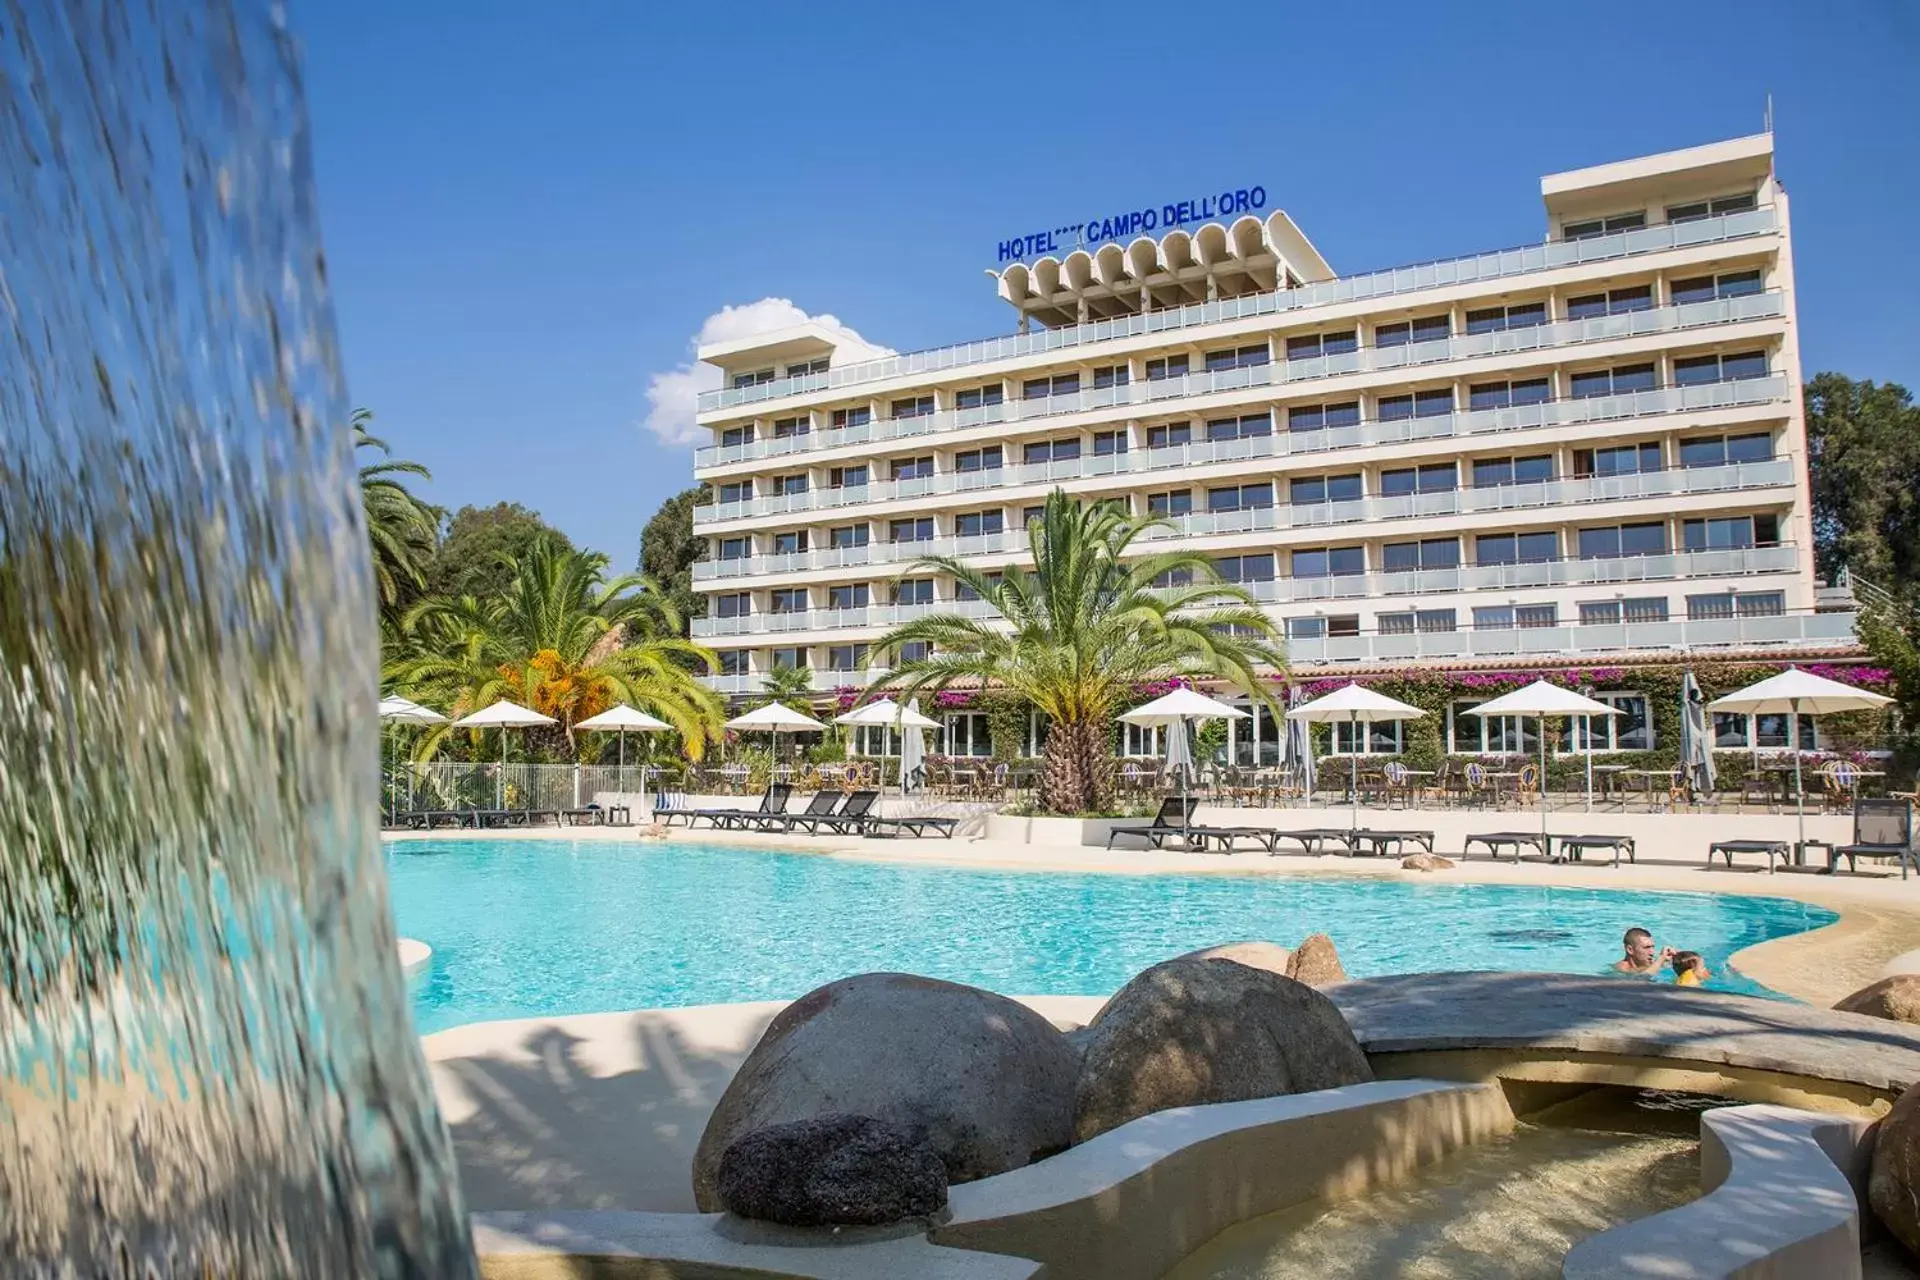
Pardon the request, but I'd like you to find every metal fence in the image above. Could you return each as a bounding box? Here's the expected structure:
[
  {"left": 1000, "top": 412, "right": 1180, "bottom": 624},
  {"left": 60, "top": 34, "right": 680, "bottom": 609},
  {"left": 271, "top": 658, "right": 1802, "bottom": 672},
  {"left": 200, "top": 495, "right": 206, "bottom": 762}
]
[{"left": 381, "top": 763, "right": 663, "bottom": 817}]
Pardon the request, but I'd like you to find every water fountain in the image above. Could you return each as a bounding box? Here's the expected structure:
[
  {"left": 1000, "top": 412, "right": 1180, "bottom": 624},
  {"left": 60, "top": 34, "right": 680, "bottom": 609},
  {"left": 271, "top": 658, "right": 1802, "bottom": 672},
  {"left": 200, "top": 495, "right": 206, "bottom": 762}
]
[{"left": 0, "top": 4, "right": 474, "bottom": 1273}]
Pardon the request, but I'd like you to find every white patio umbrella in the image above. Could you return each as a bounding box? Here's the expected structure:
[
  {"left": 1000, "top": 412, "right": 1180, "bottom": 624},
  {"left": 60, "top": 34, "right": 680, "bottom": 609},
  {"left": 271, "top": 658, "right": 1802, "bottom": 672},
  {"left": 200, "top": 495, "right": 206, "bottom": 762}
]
[
  {"left": 1123, "top": 687, "right": 1248, "bottom": 820},
  {"left": 1287, "top": 683, "right": 1427, "bottom": 834},
  {"left": 1466, "top": 680, "right": 1619, "bottom": 846},
  {"left": 834, "top": 698, "right": 941, "bottom": 792},
  {"left": 378, "top": 696, "right": 447, "bottom": 817},
  {"left": 575, "top": 704, "right": 671, "bottom": 806},
  {"left": 1709, "top": 667, "right": 1892, "bottom": 853},
  {"left": 453, "top": 699, "right": 558, "bottom": 809},
  {"left": 726, "top": 702, "right": 827, "bottom": 779}
]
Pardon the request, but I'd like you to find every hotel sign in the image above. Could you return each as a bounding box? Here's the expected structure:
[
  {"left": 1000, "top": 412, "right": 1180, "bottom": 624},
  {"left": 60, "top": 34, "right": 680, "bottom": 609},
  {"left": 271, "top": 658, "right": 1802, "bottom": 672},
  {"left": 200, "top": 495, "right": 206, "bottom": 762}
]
[{"left": 996, "top": 185, "right": 1269, "bottom": 264}]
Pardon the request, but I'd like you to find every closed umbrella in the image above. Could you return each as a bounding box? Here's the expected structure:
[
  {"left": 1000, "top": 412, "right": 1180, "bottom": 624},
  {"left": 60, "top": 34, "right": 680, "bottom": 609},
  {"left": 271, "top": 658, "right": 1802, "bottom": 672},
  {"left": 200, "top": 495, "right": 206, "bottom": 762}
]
[
  {"left": 1679, "top": 670, "right": 1716, "bottom": 803},
  {"left": 1709, "top": 667, "right": 1892, "bottom": 854},
  {"left": 835, "top": 698, "right": 940, "bottom": 791},
  {"left": 1123, "top": 687, "right": 1248, "bottom": 824},
  {"left": 575, "top": 704, "right": 671, "bottom": 808},
  {"left": 1465, "top": 680, "right": 1618, "bottom": 848},
  {"left": 1282, "top": 686, "right": 1317, "bottom": 803},
  {"left": 902, "top": 697, "right": 931, "bottom": 794},
  {"left": 726, "top": 701, "right": 826, "bottom": 781},
  {"left": 1286, "top": 683, "right": 1426, "bottom": 835},
  {"left": 453, "top": 699, "right": 558, "bottom": 810}
]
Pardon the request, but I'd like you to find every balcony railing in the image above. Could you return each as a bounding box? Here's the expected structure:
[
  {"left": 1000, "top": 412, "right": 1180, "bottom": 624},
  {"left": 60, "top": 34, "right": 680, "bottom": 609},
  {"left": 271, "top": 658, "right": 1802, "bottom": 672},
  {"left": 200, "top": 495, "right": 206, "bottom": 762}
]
[
  {"left": 697, "top": 206, "right": 1779, "bottom": 414},
  {"left": 692, "top": 597, "right": 999, "bottom": 638}
]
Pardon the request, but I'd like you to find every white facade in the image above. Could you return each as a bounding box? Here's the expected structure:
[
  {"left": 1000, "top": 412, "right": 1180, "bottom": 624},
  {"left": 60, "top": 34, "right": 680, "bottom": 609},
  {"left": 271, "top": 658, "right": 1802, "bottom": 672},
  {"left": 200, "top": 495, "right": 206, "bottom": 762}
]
[{"left": 687, "top": 134, "right": 1853, "bottom": 714}]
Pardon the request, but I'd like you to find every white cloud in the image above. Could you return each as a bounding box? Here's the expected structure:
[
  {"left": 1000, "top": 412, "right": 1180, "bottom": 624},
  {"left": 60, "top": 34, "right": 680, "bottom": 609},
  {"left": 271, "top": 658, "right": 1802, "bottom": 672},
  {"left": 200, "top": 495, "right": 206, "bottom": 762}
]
[{"left": 641, "top": 298, "right": 891, "bottom": 447}]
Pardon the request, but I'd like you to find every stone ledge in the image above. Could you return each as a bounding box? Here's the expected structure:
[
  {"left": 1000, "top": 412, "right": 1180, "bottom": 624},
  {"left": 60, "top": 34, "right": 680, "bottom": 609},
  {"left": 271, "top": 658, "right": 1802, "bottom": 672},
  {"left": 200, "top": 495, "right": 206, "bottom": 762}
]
[{"left": 398, "top": 937, "right": 432, "bottom": 978}]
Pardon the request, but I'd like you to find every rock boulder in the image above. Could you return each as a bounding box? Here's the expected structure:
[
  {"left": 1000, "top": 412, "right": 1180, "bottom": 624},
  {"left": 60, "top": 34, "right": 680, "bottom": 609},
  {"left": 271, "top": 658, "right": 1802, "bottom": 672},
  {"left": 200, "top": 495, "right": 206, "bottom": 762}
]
[
  {"left": 1400, "top": 853, "right": 1456, "bottom": 872},
  {"left": 692, "top": 973, "right": 1080, "bottom": 1211},
  {"left": 1176, "top": 940, "right": 1294, "bottom": 978},
  {"left": 715, "top": 1114, "right": 947, "bottom": 1227},
  {"left": 1835, "top": 976, "right": 1920, "bottom": 1024},
  {"left": 1073, "top": 956, "right": 1372, "bottom": 1142},
  {"left": 1287, "top": 933, "right": 1349, "bottom": 987},
  {"left": 1871, "top": 1082, "right": 1920, "bottom": 1252}
]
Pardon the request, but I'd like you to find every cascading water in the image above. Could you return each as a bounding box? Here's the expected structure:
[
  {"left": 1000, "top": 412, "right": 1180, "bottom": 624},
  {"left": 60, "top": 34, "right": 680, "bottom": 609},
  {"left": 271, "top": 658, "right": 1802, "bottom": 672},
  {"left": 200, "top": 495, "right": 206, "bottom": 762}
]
[{"left": 0, "top": 3, "right": 475, "bottom": 1274}]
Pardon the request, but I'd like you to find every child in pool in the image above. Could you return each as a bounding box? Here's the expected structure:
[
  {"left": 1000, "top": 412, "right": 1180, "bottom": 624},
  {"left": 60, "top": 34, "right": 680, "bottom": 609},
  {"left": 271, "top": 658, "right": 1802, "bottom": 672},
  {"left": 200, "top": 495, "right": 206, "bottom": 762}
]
[{"left": 1672, "top": 951, "right": 1712, "bottom": 986}]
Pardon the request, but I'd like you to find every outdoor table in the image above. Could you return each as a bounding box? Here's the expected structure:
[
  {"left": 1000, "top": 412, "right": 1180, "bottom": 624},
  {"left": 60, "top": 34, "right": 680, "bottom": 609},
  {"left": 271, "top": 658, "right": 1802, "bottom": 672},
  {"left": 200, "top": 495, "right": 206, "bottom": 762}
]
[
  {"left": 1793, "top": 838, "right": 1834, "bottom": 871},
  {"left": 1622, "top": 769, "right": 1676, "bottom": 807},
  {"left": 1590, "top": 764, "right": 1628, "bottom": 800}
]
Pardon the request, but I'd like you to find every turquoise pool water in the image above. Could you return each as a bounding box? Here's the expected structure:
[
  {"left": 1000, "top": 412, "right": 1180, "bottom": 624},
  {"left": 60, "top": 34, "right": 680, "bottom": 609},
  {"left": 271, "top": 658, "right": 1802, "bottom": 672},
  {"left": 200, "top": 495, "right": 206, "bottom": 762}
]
[{"left": 387, "top": 840, "right": 1837, "bottom": 1034}]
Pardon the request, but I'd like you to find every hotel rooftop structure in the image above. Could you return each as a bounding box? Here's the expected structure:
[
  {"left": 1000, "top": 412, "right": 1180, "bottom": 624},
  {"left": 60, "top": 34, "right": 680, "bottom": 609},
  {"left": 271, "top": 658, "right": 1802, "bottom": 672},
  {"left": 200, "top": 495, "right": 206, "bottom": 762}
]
[{"left": 687, "top": 134, "right": 1859, "bottom": 741}]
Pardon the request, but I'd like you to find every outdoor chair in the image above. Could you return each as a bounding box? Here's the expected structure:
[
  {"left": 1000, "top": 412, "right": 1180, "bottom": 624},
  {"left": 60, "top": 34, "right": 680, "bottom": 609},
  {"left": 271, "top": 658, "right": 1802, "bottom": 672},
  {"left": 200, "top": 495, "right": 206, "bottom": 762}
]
[
  {"left": 1381, "top": 761, "right": 1411, "bottom": 809},
  {"left": 1463, "top": 831, "right": 1551, "bottom": 862},
  {"left": 1739, "top": 772, "right": 1775, "bottom": 812},
  {"left": 1707, "top": 837, "right": 1792, "bottom": 872},
  {"left": 1106, "top": 796, "right": 1202, "bottom": 851},
  {"left": 777, "top": 789, "right": 845, "bottom": 833},
  {"left": 863, "top": 792, "right": 962, "bottom": 839},
  {"left": 1829, "top": 798, "right": 1915, "bottom": 877},
  {"left": 1462, "top": 762, "right": 1491, "bottom": 809},
  {"left": 801, "top": 788, "right": 880, "bottom": 835},
  {"left": 1267, "top": 828, "right": 1357, "bottom": 855},
  {"left": 652, "top": 793, "right": 697, "bottom": 826},
  {"left": 1555, "top": 834, "right": 1636, "bottom": 866},
  {"left": 688, "top": 782, "right": 792, "bottom": 830},
  {"left": 1349, "top": 828, "right": 1436, "bottom": 857},
  {"left": 1822, "top": 761, "right": 1861, "bottom": 814},
  {"left": 1424, "top": 760, "right": 1453, "bottom": 806}
]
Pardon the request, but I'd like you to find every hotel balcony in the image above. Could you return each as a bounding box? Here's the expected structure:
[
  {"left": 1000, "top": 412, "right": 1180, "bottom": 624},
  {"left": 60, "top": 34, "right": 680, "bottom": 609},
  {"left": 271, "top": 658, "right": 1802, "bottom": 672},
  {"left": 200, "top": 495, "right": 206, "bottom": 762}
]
[{"left": 696, "top": 206, "right": 1779, "bottom": 416}]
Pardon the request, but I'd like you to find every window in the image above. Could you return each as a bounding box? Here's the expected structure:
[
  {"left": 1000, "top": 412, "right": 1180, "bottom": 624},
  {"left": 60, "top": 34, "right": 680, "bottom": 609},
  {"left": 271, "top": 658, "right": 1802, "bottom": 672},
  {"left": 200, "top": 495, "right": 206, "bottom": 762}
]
[
  {"left": 769, "top": 647, "right": 805, "bottom": 670},
  {"left": 1570, "top": 363, "right": 1657, "bottom": 399},
  {"left": 1145, "top": 354, "right": 1190, "bottom": 381},
  {"left": 1378, "top": 388, "right": 1454, "bottom": 420},
  {"left": 1091, "top": 364, "right": 1130, "bottom": 388},
  {"left": 785, "top": 357, "right": 828, "bottom": 377},
  {"left": 772, "top": 473, "right": 808, "bottom": 496},
  {"left": 720, "top": 425, "right": 753, "bottom": 448},
  {"left": 1022, "top": 373, "right": 1079, "bottom": 400},
  {"left": 769, "top": 588, "right": 807, "bottom": 614},
  {"left": 1449, "top": 700, "right": 1536, "bottom": 754},
  {"left": 827, "top": 584, "right": 869, "bottom": 610},
  {"left": 1578, "top": 522, "right": 1668, "bottom": 559},
  {"left": 1475, "top": 531, "right": 1559, "bottom": 564},
  {"left": 1715, "top": 709, "right": 1817, "bottom": 751},
  {"left": 1683, "top": 514, "right": 1778, "bottom": 552},
  {"left": 716, "top": 536, "right": 750, "bottom": 561},
  {"left": 831, "top": 406, "right": 871, "bottom": 430},
  {"left": 1567, "top": 285, "right": 1653, "bottom": 320},
  {"left": 827, "top": 643, "right": 868, "bottom": 672},
  {"left": 731, "top": 368, "right": 775, "bottom": 388},
  {"left": 1382, "top": 538, "right": 1461, "bottom": 571},
  {"left": 1212, "top": 553, "right": 1276, "bottom": 583},
  {"left": 1207, "top": 482, "right": 1274, "bottom": 512},
  {"left": 895, "top": 641, "right": 932, "bottom": 663},
  {"left": 1673, "top": 350, "right": 1769, "bottom": 386},
  {"left": 1290, "top": 473, "right": 1363, "bottom": 505},
  {"left": 828, "top": 464, "right": 867, "bottom": 489},
  {"left": 890, "top": 395, "right": 934, "bottom": 419},
  {"left": 1287, "top": 615, "right": 1360, "bottom": 640},
  {"left": 1023, "top": 437, "right": 1081, "bottom": 465},
  {"left": 1380, "top": 463, "right": 1457, "bottom": 496},
  {"left": 717, "top": 649, "right": 749, "bottom": 676},
  {"left": 771, "top": 416, "right": 810, "bottom": 440},
  {"left": 1579, "top": 597, "right": 1668, "bottom": 625},
  {"left": 954, "top": 572, "right": 1002, "bottom": 602},
  {"left": 1021, "top": 504, "right": 1046, "bottom": 526},
  {"left": 771, "top": 529, "right": 808, "bottom": 555},
  {"left": 1679, "top": 432, "right": 1774, "bottom": 469},
  {"left": 1467, "top": 377, "right": 1551, "bottom": 411},
  {"left": 1573, "top": 441, "right": 1663, "bottom": 478},
  {"left": 891, "top": 578, "right": 934, "bottom": 606},
  {"left": 889, "top": 517, "right": 933, "bottom": 543},
  {"left": 1147, "top": 490, "right": 1193, "bottom": 517},
  {"left": 954, "top": 445, "right": 1002, "bottom": 473},
  {"left": 1667, "top": 192, "right": 1756, "bottom": 223},
  {"left": 944, "top": 712, "right": 992, "bottom": 758},
  {"left": 1671, "top": 270, "right": 1763, "bottom": 305},
  {"left": 1473, "top": 603, "right": 1557, "bottom": 630},
  {"left": 954, "top": 384, "right": 1004, "bottom": 410},
  {"left": 1145, "top": 422, "right": 1193, "bottom": 449},
  {"left": 1293, "top": 546, "right": 1365, "bottom": 577},
  {"left": 1374, "top": 315, "right": 1451, "bottom": 347},
  {"left": 1287, "top": 401, "right": 1360, "bottom": 432},
  {"left": 1203, "top": 343, "right": 1269, "bottom": 371},
  {"left": 1465, "top": 302, "right": 1548, "bottom": 334},
  {"left": 715, "top": 592, "right": 751, "bottom": 619},
  {"left": 717, "top": 480, "right": 752, "bottom": 505},
  {"left": 1093, "top": 429, "right": 1128, "bottom": 456},
  {"left": 1332, "top": 719, "right": 1405, "bottom": 755},
  {"left": 828, "top": 524, "right": 868, "bottom": 549},
  {"left": 1687, "top": 590, "right": 1786, "bottom": 620},
  {"left": 1152, "top": 566, "right": 1194, "bottom": 588},
  {"left": 954, "top": 509, "right": 1005, "bottom": 538},
  {"left": 1206, "top": 413, "right": 1272, "bottom": 442},
  {"left": 1551, "top": 692, "right": 1652, "bottom": 752},
  {"left": 1472, "top": 455, "right": 1554, "bottom": 488},
  {"left": 1379, "top": 609, "right": 1457, "bottom": 634},
  {"left": 1563, "top": 211, "right": 1646, "bottom": 239},
  {"left": 890, "top": 456, "right": 933, "bottom": 481},
  {"left": 1284, "top": 330, "right": 1357, "bottom": 360}
]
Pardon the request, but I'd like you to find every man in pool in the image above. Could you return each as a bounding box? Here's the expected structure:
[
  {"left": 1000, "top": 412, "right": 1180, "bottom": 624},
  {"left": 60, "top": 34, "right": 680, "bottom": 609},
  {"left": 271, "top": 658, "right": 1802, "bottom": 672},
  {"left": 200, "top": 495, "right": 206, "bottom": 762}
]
[{"left": 1612, "top": 927, "right": 1674, "bottom": 975}]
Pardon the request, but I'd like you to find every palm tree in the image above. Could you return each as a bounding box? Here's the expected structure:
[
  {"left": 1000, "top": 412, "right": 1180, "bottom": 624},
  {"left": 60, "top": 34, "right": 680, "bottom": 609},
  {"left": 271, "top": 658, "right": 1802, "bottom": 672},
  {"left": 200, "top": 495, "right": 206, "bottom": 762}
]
[
  {"left": 354, "top": 409, "right": 439, "bottom": 617},
  {"left": 390, "top": 535, "right": 726, "bottom": 759},
  {"left": 753, "top": 664, "right": 816, "bottom": 711},
  {"left": 870, "top": 489, "right": 1286, "bottom": 813}
]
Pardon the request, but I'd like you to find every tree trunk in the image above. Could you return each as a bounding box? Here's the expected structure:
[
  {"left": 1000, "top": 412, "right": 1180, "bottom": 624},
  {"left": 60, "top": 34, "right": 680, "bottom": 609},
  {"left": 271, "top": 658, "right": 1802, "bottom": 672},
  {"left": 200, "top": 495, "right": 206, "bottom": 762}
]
[{"left": 1040, "top": 716, "right": 1114, "bottom": 814}]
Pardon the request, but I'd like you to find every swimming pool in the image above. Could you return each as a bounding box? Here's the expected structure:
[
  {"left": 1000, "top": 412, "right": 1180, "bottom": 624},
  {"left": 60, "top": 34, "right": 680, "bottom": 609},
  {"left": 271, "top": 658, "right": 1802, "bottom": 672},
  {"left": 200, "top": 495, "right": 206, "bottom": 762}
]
[{"left": 387, "top": 839, "right": 1837, "bottom": 1034}]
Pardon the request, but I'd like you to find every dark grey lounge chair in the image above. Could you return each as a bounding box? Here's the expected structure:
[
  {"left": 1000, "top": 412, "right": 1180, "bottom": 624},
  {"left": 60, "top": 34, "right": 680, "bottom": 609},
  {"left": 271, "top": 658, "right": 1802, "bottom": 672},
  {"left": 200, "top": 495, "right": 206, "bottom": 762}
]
[
  {"left": 1555, "top": 834, "right": 1635, "bottom": 866},
  {"left": 1707, "top": 838, "right": 1790, "bottom": 871},
  {"left": 1267, "top": 828, "right": 1357, "bottom": 855},
  {"left": 1464, "top": 831, "right": 1551, "bottom": 861},
  {"left": 1106, "top": 797, "right": 1202, "bottom": 850},
  {"left": 1350, "top": 829, "right": 1435, "bottom": 856},
  {"left": 690, "top": 783, "right": 792, "bottom": 830},
  {"left": 778, "top": 789, "right": 847, "bottom": 833},
  {"left": 864, "top": 794, "right": 961, "bottom": 839},
  {"left": 1829, "top": 798, "right": 1915, "bottom": 876},
  {"left": 719, "top": 783, "right": 800, "bottom": 832},
  {"left": 811, "top": 789, "right": 881, "bottom": 835}
]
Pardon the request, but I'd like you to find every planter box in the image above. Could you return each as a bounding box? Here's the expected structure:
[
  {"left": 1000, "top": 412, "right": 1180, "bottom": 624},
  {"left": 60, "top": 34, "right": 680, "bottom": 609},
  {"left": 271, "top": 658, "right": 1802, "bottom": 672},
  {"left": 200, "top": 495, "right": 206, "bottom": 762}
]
[{"left": 985, "top": 813, "right": 1132, "bottom": 848}]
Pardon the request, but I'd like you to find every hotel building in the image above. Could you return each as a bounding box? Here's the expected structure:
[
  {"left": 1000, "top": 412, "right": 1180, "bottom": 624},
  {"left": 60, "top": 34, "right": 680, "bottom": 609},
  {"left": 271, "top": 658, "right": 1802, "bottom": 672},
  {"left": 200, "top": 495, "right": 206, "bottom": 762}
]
[{"left": 687, "top": 134, "right": 1860, "bottom": 760}]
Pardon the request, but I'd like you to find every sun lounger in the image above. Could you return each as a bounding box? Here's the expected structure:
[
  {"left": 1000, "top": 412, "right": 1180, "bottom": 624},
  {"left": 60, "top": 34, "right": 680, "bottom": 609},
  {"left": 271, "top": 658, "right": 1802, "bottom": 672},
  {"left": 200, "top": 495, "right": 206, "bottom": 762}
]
[
  {"left": 1187, "top": 826, "right": 1282, "bottom": 853},
  {"left": 1464, "top": 831, "right": 1550, "bottom": 862},
  {"left": 688, "top": 783, "right": 792, "bottom": 830},
  {"left": 1351, "top": 829, "right": 1435, "bottom": 857},
  {"left": 1106, "top": 797, "right": 1203, "bottom": 850},
  {"left": 810, "top": 789, "right": 881, "bottom": 835},
  {"left": 1707, "top": 838, "right": 1790, "bottom": 872},
  {"left": 864, "top": 800, "right": 962, "bottom": 839},
  {"left": 777, "top": 789, "right": 846, "bottom": 833},
  {"left": 560, "top": 807, "right": 603, "bottom": 826},
  {"left": 1555, "top": 834, "right": 1635, "bottom": 866},
  {"left": 1829, "top": 798, "right": 1915, "bottom": 877},
  {"left": 719, "top": 783, "right": 800, "bottom": 833},
  {"left": 1267, "top": 828, "right": 1357, "bottom": 855},
  {"left": 526, "top": 809, "right": 562, "bottom": 827},
  {"left": 653, "top": 793, "right": 695, "bottom": 826}
]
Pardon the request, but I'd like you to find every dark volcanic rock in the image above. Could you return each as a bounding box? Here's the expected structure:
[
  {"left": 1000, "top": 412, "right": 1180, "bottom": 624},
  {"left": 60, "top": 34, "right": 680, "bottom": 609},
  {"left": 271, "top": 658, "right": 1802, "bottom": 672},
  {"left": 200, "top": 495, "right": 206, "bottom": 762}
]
[{"left": 716, "top": 1113, "right": 947, "bottom": 1227}]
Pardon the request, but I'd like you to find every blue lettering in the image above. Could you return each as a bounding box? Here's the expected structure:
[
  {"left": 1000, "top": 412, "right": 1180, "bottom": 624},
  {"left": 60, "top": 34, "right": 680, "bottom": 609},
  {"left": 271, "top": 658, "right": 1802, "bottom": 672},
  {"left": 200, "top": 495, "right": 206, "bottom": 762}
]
[
  {"left": 1231, "top": 189, "right": 1251, "bottom": 214},
  {"left": 1042, "top": 230, "right": 1059, "bottom": 255},
  {"left": 1162, "top": 203, "right": 1179, "bottom": 227},
  {"left": 998, "top": 239, "right": 1017, "bottom": 263},
  {"left": 1003, "top": 185, "right": 1268, "bottom": 258},
  {"left": 1249, "top": 185, "right": 1267, "bottom": 211}
]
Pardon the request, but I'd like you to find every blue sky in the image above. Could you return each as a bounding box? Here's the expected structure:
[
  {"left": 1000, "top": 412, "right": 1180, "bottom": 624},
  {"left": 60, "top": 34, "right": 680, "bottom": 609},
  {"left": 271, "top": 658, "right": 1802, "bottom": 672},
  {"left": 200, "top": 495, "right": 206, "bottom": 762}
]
[{"left": 300, "top": 0, "right": 1920, "bottom": 561}]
